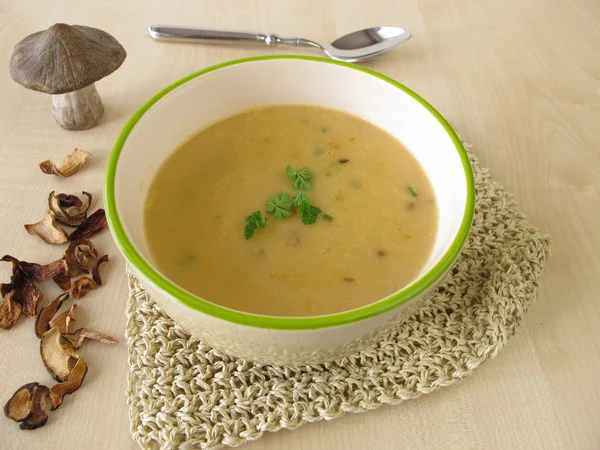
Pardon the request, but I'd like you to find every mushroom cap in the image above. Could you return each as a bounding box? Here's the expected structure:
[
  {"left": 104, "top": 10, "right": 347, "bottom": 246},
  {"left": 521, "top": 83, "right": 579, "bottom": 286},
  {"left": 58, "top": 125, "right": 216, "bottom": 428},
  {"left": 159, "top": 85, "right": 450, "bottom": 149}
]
[{"left": 9, "top": 23, "right": 126, "bottom": 94}]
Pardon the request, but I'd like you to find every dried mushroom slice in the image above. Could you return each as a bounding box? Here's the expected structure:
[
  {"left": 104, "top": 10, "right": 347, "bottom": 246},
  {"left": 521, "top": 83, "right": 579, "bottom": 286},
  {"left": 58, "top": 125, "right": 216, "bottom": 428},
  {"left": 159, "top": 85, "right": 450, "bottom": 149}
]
[
  {"left": 49, "top": 357, "right": 87, "bottom": 410},
  {"left": 4, "top": 382, "right": 38, "bottom": 422},
  {"left": 1, "top": 255, "right": 43, "bottom": 318},
  {"left": 92, "top": 254, "right": 109, "bottom": 285},
  {"left": 19, "top": 384, "right": 50, "bottom": 430},
  {"left": 39, "top": 148, "right": 91, "bottom": 177},
  {"left": 68, "top": 208, "right": 106, "bottom": 241},
  {"left": 4, "top": 382, "right": 51, "bottom": 430},
  {"left": 64, "top": 328, "right": 118, "bottom": 348},
  {"left": 35, "top": 292, "right": 69, "bottom": 338},
  {"left": 22, "top": 257, "right": 71, "bottom": 291},
  {"left": 72, "top": 277, "right": 97, "bottom": 299},
  {"left": 0, "top": 290, "right": 23, "bottom": 330},
  {"left": 49, "top": 304, "right": 76, "bottom": 334},
  {"left": 65, "top": 238, "right": 97, "bottom": 275},
  {"left": 48, "top": 191, "right": 92, "bottom": 226},
  {"left": 24, "top": 210, "right": 69, "bottom": 244},
  {"left": 2, "top": 255, "right": 69, "bottom": 314},
  {"left": 40, "top": 327, "right": 80, "bottom": 382}
]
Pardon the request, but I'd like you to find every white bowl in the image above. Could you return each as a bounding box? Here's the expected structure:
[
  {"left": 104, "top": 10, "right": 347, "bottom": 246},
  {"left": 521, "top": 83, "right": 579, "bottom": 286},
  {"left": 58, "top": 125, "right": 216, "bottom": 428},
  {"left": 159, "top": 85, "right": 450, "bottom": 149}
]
[{"left": 105, "top": 56, "right": 474, "bottom": 365}]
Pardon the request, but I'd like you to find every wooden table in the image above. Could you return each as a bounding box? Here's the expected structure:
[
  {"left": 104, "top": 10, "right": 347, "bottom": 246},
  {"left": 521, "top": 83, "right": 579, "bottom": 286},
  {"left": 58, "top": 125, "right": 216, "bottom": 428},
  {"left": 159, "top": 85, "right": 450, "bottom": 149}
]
[{"left": 1, "top": 1, "right": 599, "bottom": 448}]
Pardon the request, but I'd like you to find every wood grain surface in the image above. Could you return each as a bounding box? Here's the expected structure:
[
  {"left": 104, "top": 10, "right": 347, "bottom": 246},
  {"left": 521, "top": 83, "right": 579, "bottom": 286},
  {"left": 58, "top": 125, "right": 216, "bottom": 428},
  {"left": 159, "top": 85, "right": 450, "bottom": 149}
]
[{"left": 1, "top": 0, "right": 599, "bottom": 449}]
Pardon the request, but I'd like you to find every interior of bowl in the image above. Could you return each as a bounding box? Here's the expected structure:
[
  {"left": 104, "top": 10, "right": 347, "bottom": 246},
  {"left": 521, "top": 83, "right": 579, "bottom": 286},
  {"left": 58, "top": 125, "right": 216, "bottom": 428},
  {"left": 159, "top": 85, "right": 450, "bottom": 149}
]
[{"left": 105, "top": 55, "right": 474, "bottom": 329}]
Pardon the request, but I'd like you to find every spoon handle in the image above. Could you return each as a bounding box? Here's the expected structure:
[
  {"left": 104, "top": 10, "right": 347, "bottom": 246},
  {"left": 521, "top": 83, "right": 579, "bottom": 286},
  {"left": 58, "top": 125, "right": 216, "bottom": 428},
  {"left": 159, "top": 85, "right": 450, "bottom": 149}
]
[{"left": 147, "top": 26, "right": 321, "bottom": 48}]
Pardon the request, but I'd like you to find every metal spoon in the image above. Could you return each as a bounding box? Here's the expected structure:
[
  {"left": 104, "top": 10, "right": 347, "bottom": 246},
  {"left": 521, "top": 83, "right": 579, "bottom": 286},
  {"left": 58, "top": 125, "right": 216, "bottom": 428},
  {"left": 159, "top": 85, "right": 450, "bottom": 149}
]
[{"left": 147, "top": 26, "right": 411, "bottom": 63}]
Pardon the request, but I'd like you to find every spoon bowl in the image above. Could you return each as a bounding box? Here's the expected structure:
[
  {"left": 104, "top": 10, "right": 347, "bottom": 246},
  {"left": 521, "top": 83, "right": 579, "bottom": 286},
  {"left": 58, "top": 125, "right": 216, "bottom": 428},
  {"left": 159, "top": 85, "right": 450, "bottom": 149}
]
[
  {"left": 147, "top": 26, "right": 411, "bottom": 63},
  {"left": 324, "top": 27, "right": 411, "bottom": 62}
]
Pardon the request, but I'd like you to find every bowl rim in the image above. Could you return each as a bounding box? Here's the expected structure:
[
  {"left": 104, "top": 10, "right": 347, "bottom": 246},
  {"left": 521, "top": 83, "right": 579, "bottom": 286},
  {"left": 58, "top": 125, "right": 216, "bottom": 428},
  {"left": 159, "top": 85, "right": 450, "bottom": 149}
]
[{"left": 105, "top": 55, "right": 475, "bottom": 330}]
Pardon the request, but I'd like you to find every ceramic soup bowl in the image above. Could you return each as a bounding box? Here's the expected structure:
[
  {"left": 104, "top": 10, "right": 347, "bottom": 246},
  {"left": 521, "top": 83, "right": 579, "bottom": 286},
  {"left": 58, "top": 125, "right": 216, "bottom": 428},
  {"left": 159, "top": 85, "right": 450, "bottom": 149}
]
[{"left": 105, "top": 56, "right": 474, "bottom": 366}]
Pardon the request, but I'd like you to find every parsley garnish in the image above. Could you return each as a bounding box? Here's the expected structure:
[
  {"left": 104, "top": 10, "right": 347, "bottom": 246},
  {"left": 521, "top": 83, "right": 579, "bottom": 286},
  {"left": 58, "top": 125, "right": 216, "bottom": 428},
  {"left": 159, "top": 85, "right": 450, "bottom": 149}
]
[
  {"left": 244, "top": 166, "right": 329, "bottom": 238},
  {"left": 299, "top": 201, "right": 322, "bottom": 225},
  {"left": 408, "top": 186, "right": 418, "bottom": 197},
  {"left": 285, "top": 165, "right": 313, "bottom": 190},
  {"left": 244, "top": 211, "right": 268, "bottom": 240},
  {"left": 292, "top": 192, "right": 309, "bottom": 208},
  {"left": 177, "top": 251, "right": 196, "bottom": 266},
  {"left": 266, "top": 192, "right": 293, "bottom": 219}
]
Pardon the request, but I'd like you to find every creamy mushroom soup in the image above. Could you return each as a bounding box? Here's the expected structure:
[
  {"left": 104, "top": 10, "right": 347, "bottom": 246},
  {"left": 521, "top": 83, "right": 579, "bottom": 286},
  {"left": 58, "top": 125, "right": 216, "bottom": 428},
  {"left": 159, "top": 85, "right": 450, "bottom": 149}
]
[{"left": 144, "top": 105, "right": 438, "bottom": 317}]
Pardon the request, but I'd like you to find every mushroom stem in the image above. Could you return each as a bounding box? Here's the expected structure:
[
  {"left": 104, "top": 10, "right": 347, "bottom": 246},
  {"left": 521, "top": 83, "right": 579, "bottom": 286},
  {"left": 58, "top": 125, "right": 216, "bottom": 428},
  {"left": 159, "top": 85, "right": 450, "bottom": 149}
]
[{"left": 51, "top": 84, "right": 104, "bottom": 130}]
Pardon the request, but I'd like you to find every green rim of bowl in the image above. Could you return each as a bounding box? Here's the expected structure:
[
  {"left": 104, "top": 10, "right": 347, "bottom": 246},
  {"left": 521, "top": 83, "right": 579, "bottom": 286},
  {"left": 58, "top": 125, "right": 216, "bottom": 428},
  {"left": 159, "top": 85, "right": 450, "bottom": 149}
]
[{"left": 105, "top": 55, "right": 475, "bottom": 330}]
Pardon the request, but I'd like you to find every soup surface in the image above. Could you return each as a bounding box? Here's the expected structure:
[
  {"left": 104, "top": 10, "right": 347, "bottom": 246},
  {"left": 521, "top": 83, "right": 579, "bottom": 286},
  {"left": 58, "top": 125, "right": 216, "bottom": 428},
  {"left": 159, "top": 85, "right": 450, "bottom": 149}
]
[{"left": 145, "top": 105, "right": 437, "bottom": 317}]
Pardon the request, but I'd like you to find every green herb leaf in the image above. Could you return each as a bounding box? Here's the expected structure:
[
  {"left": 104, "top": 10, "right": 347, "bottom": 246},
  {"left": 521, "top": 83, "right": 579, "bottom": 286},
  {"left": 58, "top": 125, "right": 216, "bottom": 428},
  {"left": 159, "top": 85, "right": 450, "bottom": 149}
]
[
  {"left": 285, "top": 165, "right": 313, "bottom": 191},
  {"left": 244, "top": 211, "right": 269, "bottom": 240},
  {"left": 299, "top": 201, "right": 322, "bottom": 225},
  {"left": 177, "top": 251, "right": 196, "bottom": 266},
  {"left": 408, "top": 186, "right": 418, "bottom": 198},
  {"left": 292, "top": 192, "right": 309, "bottom": 208},
  {"left": 322, "top": 213, "right": 333, "bottom": 222},
  {"left": 266, "top": 192, "right": 293, "bottom": 219}
]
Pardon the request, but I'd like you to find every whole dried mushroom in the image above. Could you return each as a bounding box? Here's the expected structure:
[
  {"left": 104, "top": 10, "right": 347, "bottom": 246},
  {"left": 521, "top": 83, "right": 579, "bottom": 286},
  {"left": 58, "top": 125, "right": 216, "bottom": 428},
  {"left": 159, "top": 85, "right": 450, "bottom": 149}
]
[
  {"left": 48, "top": 191, "right": 92, "bottom": 226},
  {"left": 9, "top": 23, "right": 126, "bottom": 130}
]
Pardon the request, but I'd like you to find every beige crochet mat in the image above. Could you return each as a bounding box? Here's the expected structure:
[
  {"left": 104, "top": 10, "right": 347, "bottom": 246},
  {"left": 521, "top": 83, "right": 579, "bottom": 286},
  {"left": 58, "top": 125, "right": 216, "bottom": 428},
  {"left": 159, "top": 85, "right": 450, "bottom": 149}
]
[{"left": 125, "top": 149, "right": 552, "bottom": 450}]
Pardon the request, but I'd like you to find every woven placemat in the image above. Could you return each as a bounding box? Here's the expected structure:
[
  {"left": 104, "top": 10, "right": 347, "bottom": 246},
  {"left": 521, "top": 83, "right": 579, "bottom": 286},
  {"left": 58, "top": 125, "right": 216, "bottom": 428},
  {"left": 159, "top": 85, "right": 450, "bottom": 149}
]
[{"left": 125, "top": 148, "right": 552, "bottom": 450}]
